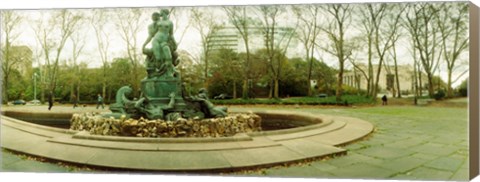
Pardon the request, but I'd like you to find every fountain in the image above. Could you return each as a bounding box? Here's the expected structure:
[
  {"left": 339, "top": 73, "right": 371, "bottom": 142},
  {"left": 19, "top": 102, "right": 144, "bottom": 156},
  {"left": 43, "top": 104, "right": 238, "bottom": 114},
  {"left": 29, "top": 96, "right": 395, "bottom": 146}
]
[
  {"left": 0, "top": 9, "right": 374, "bottom": 172},
  {"left": 69, "top": 9, "right": 261, "bottom": 138}
]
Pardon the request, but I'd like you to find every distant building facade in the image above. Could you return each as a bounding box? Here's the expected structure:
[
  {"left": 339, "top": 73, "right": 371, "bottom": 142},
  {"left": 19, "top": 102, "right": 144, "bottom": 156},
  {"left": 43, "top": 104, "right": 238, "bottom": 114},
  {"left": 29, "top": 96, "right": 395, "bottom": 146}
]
[
  {"left": 206, "top": 26, "right": 303, "bottom": 58},
  {"left": 8, "top": 45, "right": 33, "bottom": 76},
  {"left": 342, "top": 64, "right": 428, "bottom": 96}
]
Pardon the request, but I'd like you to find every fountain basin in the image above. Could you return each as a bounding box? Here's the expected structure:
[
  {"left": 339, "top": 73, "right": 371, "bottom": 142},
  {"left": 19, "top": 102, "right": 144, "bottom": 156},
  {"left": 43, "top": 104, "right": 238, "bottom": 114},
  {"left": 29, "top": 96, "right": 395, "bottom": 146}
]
[{"left": 1, "top": 109, "right": 373, "bottom": 171}]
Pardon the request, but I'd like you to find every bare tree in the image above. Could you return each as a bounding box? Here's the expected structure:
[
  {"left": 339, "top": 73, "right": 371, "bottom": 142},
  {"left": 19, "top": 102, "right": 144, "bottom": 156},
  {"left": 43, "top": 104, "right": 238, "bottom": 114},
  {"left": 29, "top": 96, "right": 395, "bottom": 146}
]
[
  {"left": 256, "top": 5, "right": 297, "bottom": 99},
  {"left": 91, "top": 9, "right": 111, "bottom": 100},
  {"left": 113, "top": 8, "right": 146, "bottom": 97},
  {"left": 67, "top": 13, "right": 86, "bottom": 102},
  {"left": 360, "top": 4, "right": 403, "bottom": 99},
  {"left": 386, "top": 4, "right": 407, "bottom": 98},
  {"left": 224, "top": 6, "right": 253, "bottom": 99},
  {"left": 190, "top": 7, "right": 221, "bottom": 90},
  {"left": 32, "top": 10, "right": 82, "bottom": 99},
  {"left": 293, "top": 5, "right": 322, "bottom": 96},
  {"left": 405, "top": 3, "right": 442, "bottom": 97},
  {"left": 436, "top": 3, "right": 469, "bottom": 97},
  {"left": 169, "top": 7, "right": 191, "bottom": 47},
  {"left": 1, "top": 11, "right": 23, "bottom": 103},
  {"left": 320, "top": 4, "right": 353, "bottom": 102},
  {"left": 356, "top": 4, "right": 382, "bottom": 97}
]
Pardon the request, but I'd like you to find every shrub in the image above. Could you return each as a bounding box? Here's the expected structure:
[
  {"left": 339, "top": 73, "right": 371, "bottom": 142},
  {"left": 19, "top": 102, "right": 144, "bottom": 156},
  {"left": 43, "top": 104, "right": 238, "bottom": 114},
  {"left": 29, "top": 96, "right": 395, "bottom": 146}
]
[
  {"left": 211, "top": 95, "right": 374, "bottom": 106},
  {"left": 433, "top": 89, "right": 446, "bottom": 100}
]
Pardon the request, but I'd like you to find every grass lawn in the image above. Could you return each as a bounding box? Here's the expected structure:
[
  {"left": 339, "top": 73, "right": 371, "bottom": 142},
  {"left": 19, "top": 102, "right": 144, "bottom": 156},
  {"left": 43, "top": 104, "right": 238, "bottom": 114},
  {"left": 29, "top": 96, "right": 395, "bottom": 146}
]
[{"left": 212, "top": 95, "right": 376, "bottom": 105}]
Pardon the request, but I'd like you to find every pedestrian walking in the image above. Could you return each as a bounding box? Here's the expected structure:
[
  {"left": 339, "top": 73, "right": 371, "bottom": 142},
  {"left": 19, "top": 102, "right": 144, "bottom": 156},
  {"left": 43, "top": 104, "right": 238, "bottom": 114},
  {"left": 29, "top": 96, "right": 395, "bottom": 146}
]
[
  {"left": 382, "top": 95, "right": 388, "bottom": 105},
  {"left": 48, "top": 91, "right": 54, "bottom": 110},
  {"left": 72, "top": 95, "right": 78, "bottom": 109},
  {"left": 96, "top": 94, "right": 104, "bottom": 109}
]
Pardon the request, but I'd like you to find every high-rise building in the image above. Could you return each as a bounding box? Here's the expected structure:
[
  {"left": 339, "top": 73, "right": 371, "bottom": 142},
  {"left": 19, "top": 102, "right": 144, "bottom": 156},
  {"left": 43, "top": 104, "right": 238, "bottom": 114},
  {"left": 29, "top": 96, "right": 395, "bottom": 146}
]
[
  {"left": 206, "top": 26, "right": 303, "bottom": 58},
  {"left": 6, "top": 45, "right": 33, "bottom": 76}
]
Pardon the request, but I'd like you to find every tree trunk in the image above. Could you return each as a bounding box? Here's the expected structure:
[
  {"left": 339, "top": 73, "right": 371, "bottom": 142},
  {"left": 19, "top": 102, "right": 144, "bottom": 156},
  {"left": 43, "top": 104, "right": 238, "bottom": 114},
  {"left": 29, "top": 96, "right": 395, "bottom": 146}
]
[
  {"left": 204, "top": 53, "right": 209, "bottom": 90},
  {"left": 336, "top": 61, "right": 344, "bottom": 102},
  {"left": 307, "top": 57, "right": 313, "bottom": 96},
  {"left": 70, "top": 84, "right": 75, "bottom": 102},
  {"left": 447, "top": 71, "right": 453, "bottom": 98},
  {"left": 392, "top": 44, "right": 401, "bottom": 98},
  {"left": 76, "top": 85, "right": 80, "bottom": 102},
  {"left": 232, "top": 81, "right": 237, "bottom": 99},
  {"left": 367, "top": 37, "right": 373, "bottom": 97},
  {"left": 242, "top": 79, "right": 248, "bottom": 99},
  {"left": 242, "top": 40, "right": 250, "bottom": 100},
  {"left": 102, "top": 82, "right": 106, "bottom": 103},
  {"left": 427, "top": 73, "right": 434, "bottom": 97},
  {"left": 2, "top": 83, "right": 8, "bottom": 103},
  {"left": 3, "top": 76, "right": 9, "bottom": 103},
  {"left": 418, "top": 64, "right": 422, "bottom": 96},
  {"left": 41, "top": 84, "right": 45, "bottom": 103},
  {"left": 372, "top": 59, "right": 383, "bottom": 100},
  {"left": 274, "top": 79, "right": 279, "bottom": 99},
  {"left": 394, "top": 62, "right": 401, "bottom": 98},
  {"left": 268, "top": 79, "right": 273, "bottom": 99}
]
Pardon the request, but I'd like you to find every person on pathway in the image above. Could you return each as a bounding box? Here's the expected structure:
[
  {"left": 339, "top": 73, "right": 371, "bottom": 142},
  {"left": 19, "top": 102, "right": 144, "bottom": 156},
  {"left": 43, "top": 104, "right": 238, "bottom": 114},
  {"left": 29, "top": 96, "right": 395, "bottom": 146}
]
[
  {"left": 96, "top": 94, "right": 104, "bottom": 109},
  {"left": 382, "top": 95, "right": 388, "bottom": 105},
  {"left": 72, "top": 94, "right": 78, "bottom": 109},
  {"left": 48, "top": 91, "right": 54, "bottom": 110}
]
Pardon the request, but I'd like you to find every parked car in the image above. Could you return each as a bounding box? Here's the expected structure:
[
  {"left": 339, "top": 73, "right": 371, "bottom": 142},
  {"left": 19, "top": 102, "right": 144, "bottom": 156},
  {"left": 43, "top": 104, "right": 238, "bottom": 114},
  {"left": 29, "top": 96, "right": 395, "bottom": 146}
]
[
  {"left": 317, "top": 93, "right": 328, "bottom": 98},
  {"left": 213, "top": 94, "right": 233, "bottom": 100},
  {"left": 28, "top": 99, "right": 41, "bottom": 105},
  {"left": 13, "top": 99, "right": 26, "bottom": 105}
]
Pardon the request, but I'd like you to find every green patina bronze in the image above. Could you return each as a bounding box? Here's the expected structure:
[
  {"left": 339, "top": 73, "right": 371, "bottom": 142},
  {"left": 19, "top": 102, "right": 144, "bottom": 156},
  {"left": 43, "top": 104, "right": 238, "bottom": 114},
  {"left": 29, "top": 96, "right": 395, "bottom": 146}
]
[{"left": 108, "top": 9, "right": 227, "bottom": 121}]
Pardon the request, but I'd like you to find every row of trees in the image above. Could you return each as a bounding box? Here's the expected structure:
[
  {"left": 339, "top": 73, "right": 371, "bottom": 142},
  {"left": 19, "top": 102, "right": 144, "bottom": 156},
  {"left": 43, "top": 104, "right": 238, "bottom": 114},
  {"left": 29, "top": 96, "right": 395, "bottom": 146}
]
[
  {"left": 1, "top": 2, "right": 469, "bottom": 104},
  {"left": 187, "top": 2, "right": 468, "bottom": 101}
]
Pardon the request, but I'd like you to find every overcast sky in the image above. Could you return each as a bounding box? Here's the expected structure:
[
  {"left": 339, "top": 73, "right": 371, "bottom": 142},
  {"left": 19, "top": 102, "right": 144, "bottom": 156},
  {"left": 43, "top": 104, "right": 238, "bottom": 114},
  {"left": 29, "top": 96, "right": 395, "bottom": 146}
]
[{"left": 2, "top": 0, "right": 471, "bottom": 87}]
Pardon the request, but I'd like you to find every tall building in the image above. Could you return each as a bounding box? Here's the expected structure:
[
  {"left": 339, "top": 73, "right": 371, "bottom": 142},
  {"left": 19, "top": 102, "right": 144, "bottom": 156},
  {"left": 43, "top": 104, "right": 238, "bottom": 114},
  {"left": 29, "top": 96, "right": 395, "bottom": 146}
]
[
  {"left": 206, "top": 26, "right": 303, "bottom": 58},
  {"left": 7, "top": 45, "right": 33, "bottom": 76}
]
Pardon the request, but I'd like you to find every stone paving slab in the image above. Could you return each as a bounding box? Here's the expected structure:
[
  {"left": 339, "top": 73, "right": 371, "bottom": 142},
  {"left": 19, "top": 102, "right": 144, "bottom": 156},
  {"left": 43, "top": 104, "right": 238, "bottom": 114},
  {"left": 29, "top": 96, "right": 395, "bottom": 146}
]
[
  {"left": 382, "top": 138, "right": 426, "bottom": 149},
  {"left": 264, "top": 165, "right": 337, "bottom": 178},
  {"left": 409, "top": 142, "right": 460, "bottom": 156},
  {"left": 220, "top": 146, "right": 305, "bottom": 168},
  {"left": 423, "top": 156, "right": 464, "bottom": 171},
  {"left": 309, "top": 162, "right": 339, "bottom": 172},
  {"left": 278, "top": 139, "right": 346, "bottom": 158},
  {"left": 325, "top": 152, "right": 384, "bottom": 167},
  {"left": 325, "top": 163, "right": 396, "bottom": 179},
  {"left": 2, "top": 159, "right": 69, "bottom": 173},
  {"left": 355, "top": 146, "right": 416, "bottom": 159},
  {"left": 373, "top": 156, "right": 428, "bottom": 173},
  {"left": 406, "top": 166, "right": 454, "bottom": 180}
]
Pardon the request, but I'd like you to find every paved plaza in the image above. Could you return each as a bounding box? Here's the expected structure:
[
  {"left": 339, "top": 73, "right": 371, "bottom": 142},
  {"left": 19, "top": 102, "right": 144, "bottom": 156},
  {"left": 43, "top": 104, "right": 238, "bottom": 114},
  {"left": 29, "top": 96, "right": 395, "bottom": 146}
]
[{"left": 1, "top": 103, "right": 470, "bottom": 181}]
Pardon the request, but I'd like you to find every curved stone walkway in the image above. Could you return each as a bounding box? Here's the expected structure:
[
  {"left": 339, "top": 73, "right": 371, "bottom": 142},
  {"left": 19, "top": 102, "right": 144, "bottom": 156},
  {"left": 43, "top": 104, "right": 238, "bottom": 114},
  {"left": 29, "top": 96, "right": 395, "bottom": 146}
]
[
  {"left": 1, "top": 108, "right": 373, "bottom": 172},
  {"left": 2, "top": 105, "right": 469, "bottom": 181}
]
